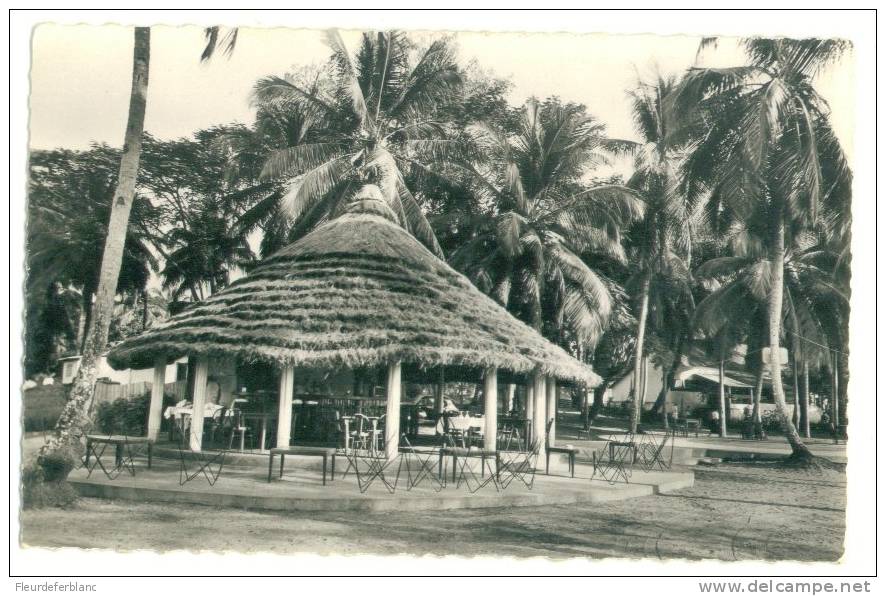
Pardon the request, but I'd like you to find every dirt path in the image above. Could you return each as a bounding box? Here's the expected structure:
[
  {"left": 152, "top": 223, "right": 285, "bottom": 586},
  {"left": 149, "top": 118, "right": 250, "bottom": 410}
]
[{"left": 20, "top": 462, "right": 845, "bottom": 561}]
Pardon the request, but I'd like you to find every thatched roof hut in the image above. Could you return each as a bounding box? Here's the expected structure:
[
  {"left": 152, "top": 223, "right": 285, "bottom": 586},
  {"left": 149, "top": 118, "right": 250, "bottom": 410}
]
[{"left": 108, "top": 186, "right": 600, "bottom": 387}]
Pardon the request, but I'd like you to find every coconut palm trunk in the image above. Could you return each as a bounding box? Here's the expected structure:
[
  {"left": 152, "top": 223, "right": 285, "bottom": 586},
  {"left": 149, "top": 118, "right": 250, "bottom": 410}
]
[
  {"left": 630, "top": 274, "right": 651, "bottom": 432},
  {"left": 800, "top": 359, "right": 811, "bottom": 438},
  {"left": 41, "top": 27, "right": 150, "bottom": 463},
  {"left": 751, "top": 366, "right": 764, "bottom": 438},
  {"left": 831, "top": 352, "right": 840, "bottom": 431},
  {"left": 768, "top": 218, "right": 813, "bottom": 458},
  {"left": 791, "top": 348, "right": 801, "bottom": 427},
  {"left": 718, "top": 358, "right": 727, "bottom": 437}
]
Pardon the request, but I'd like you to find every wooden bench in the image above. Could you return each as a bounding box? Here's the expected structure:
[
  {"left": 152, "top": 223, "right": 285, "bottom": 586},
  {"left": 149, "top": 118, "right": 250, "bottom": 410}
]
[{"left": 268, "top": 446, "right": 336, "bottom": 485}]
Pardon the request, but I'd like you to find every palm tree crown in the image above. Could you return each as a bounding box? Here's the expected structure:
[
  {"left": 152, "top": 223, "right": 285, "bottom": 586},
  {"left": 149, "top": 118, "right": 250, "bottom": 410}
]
[
  {"left": 446, "top": 98, "right": 644, "bottom": 348},
  {"left": 251, "top": 30, "right": 465, "bottom": 257}
]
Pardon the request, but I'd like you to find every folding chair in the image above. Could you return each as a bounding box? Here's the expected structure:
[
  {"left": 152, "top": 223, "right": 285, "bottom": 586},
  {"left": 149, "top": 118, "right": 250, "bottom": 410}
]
[
  {"left": 177, "top": 432, "right": 227, "bottom": 486},
  {"left": 496, "top": 439, "right": 541, "bottom": 490},
  {"left": 396, "top": 434, "right": 443, "bottom": 492},
  {"left": 84, "top": 434, "right": 142, "bottom": 480},
  {"left": 453, "top": 447, "right": 499, "bottom": 493},
  {"left": 343, "top": 442, "right": 397, "bottom": 494},
  {"left": 338, "top": 414, "right": 372, "bottom": 480},
  {"left": 440, "top": 431, "right": 498, "bottom": 493},
  {"left": 638, "top": 428, "right": 675, "bottom": 472},
  {"left": 590, "top": 436, "right": 633, "bottom": 484}
]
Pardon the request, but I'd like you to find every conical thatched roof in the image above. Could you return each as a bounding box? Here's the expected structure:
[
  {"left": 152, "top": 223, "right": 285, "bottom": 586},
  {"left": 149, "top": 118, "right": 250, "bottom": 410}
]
[{"left": 108, "top": 186, "right": 600, "bottom": 386}]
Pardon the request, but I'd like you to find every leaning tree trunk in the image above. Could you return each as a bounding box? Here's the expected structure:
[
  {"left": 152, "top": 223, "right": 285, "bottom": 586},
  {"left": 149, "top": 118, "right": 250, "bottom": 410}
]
[
  {"left": 76, "top": 290, "right": 91, "bottom": 353},
  {"left": 651, "top": 336, "right": 684, "bottom": 415},
  {"left": 40, "top": 27, "right": 150, "bottom": 466},
  {"left": 638, "top": 354, "right": 650, "bottom": 416},
  {"left": 831, "top": 351, "right": 840, "bottom": 432},
  {"left": 718, "top": 358, "right": 727, "bottom": 437},
  {"left": 788, "top": 305, "right": 802, "bottom": 428},
  {"left": 659, "top": 366, "right": 670, "bottom": 429},
  {"left": 800, "top": 359, "right": 811, "bottom": 438},
  {"left": 751, "top": 366, "right": 764, "bottom": 438},
  {"left": 768, "top": 218, "right": 812, "bottom": 458},
  {"left": 630, "top": 275, "right": 651, "bottom": 433},
  {"left": 838, "top": 346, "right": 849, "bottom": 429},
  {"left": 791, "top": 349, "right": 801, "bottom": 428}
]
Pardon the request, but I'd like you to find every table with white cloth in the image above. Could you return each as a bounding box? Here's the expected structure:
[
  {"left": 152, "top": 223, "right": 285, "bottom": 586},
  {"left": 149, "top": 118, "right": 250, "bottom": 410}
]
[
  {"left": 436, "top": 414, "right": 485, "bottom": 443},
  {"left": 164, "top": 402, "right": 227, "bottom": 441}
]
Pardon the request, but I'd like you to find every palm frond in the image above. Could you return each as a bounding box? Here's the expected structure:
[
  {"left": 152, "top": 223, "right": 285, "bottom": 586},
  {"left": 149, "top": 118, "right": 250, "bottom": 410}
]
[
  {"left": 280, "top": 156, "right": 351, "bottom": 222},
  {"left": 324, "top": 29, "right": 373, "bottom": 131},
  {"left": 259, "top": 142, "right": 347, "bottom": 181}
]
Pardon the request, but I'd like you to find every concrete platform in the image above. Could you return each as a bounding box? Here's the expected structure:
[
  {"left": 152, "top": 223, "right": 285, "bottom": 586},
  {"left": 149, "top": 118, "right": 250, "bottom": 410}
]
[
  {"left": 555, "top": 422, "right": 848, "bottom": 465},
  {"left": 68, "top": 452, "right": 694, "bottom": 513}
]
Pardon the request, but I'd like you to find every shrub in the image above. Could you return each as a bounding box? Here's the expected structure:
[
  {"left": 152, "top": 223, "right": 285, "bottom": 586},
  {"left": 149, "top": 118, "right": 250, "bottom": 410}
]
[
  {"left": 95, "top": 393, "right": 150, "bottom": 436},
  {"left": 23, "top": 446, "right": 80, "bottom": 509},
  {"left": 93, "top": 391, "right": 179, "bottom": 436}
]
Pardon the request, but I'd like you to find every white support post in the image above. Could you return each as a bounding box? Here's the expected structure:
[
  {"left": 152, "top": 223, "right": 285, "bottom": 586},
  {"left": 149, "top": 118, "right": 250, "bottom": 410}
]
[
  {"left": 483, "top": 367, "right": 498, "bottom": 452},
  {"left": 276, "top": 366, "right": 295, "bottom": 448},
  {"left": 385, "top": 361, "right": 402, "bottom": 460},
  {"left": 506, "top": 384, "right": 516, "bottom": 414},
  {"left": 533, "top": 373, "right": 547, "bottom": 460},
  {"left": 434, "top": 369, "right": 444, "bottom": 414},
  {"left": 147, "top": 355, "right": 166, "bottom": 441},
  {"left": 524, "top": 382, "right": 534, "bottom": 426},
  {"left": 546, "top": 376, "right": 557, "bottom": 444},
  {"left": 189, "top": 357, "right": 209, "bottom": 451}
]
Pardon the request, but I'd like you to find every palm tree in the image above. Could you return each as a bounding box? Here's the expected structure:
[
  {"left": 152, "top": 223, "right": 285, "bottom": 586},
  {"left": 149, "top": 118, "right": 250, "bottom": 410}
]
[
  {"left": 618, "top": 75, "right": 698, "bottom": 432},
  {"left": 249, "top": 30, "right": 464, "bottom": 256},
  {"left": 159, "top": 207, "right": 256, "bottom": 300},
  {"left": 445, "top": 98, "right": 644, "bottom": 349},
  {"left": 40, "top": 27, "right": 151, "bottom": 469},
  {"left": 138, "top": 129, "right": 280, "bottom": 300},
  {"left": 676, "top": 38, "right": 851, "bottom": 460},
  {"left": 695, "top": 238, "right": 846, "bottom": 439}
]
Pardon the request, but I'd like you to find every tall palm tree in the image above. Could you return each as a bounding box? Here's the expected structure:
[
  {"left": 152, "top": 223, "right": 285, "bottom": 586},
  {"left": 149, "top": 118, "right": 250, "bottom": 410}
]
[
  {"left": 677, "top": 37, "right": 851, "bottom": 459},
  {"left": 40, "top": 27, "right": 151, "bottom": 468},
  {"left": 250, "top": 30, "right": 464, "bottom": 256},
  {"left": 695, "top": 240, "right": 845, "bottom": 438},
  {"left": 446, "top": 98, "right": 644, "bottom": 348},
  {"left": 619, "top": 75, "right": 698, "bottom": 432}
]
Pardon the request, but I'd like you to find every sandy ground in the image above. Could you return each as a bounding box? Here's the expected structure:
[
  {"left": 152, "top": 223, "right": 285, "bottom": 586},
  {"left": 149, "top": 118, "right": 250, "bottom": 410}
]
[{"left": 19, "top": 462, "right": 845, "bottom": 561}]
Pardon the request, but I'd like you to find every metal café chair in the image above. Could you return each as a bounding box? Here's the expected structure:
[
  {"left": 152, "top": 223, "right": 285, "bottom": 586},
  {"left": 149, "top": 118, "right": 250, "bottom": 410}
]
[
  {"left": 396, "top": 433, "right": 443, "bottom": 492},
  {"left": 638, "top": 428, "right": 676, "bottom": 472},
  {"left": 338, "top": 414, "right": 371, "bottom": 480},
  {"left": 496, "top": 437, "right": 541, "bottom": 491},
  {"left": 370, "top": 414, "right": 386, "bottom": 453},
  {"left": 439, "top": 432, "right": 498, "bottom": 493},
  {"left": 84, "top": 433, "right": 143, "bottom": 480},
  {"left": 343, "top": 442, "right": 397, "bottom": 494},
  {"left": 225, "top": 408, "right": 250, "bottom": 452},
  {"left": 590, "top": 434, "right": 633, "bottom": 485},
  {"left": 177, "top": 431, "right": 228, "bottom": 486},
  {"left": 203, "top": 407, "right": 230, "bottom": 448}
]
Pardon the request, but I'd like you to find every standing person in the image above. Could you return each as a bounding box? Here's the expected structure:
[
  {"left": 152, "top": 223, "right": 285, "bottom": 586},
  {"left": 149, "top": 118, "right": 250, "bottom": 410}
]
[{"left": 709, "top": 409, "right": 721, "bottom": 434}]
